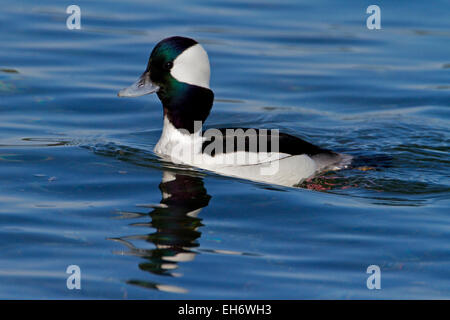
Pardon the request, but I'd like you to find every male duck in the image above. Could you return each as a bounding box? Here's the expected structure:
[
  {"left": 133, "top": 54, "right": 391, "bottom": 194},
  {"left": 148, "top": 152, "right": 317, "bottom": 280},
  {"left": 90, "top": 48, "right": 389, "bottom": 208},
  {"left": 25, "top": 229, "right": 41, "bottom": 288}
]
[{"left": 119, "top": 36, "right": 351, "bottom": 187}]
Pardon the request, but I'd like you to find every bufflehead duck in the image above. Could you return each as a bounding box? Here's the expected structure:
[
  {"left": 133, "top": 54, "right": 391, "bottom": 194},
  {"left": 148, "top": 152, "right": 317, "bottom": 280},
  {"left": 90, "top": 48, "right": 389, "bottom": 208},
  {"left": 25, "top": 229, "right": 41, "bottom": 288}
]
[{"left": 118, "top": 36, "right": 351, "bottom": 187}]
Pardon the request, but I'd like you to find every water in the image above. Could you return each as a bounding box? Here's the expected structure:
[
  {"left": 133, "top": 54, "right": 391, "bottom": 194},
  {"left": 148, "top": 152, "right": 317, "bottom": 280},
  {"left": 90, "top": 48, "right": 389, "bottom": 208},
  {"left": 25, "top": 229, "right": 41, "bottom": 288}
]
[{"left": 0, "top": 0, "right": 449, "bottom": 299}]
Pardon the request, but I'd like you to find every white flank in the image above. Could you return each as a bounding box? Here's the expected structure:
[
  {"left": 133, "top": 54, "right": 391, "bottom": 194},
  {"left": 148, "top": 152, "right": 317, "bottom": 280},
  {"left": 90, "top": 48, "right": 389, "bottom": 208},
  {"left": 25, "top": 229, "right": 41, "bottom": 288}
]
[{"left": 153, "top": 118, "right": 328, "bottom": 186}]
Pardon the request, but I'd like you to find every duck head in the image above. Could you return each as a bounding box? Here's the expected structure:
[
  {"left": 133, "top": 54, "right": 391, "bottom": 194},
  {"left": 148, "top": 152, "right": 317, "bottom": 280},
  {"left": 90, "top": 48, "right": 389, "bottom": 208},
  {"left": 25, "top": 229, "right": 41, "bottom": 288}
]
[{"left": 118, "top": 36, "right": 214, "bottom": 133}]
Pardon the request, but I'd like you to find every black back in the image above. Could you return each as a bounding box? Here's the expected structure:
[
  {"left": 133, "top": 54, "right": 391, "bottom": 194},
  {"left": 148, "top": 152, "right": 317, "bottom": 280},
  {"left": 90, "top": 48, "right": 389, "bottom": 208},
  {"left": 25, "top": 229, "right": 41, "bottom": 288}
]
[{"left": 201, "top": 128, "right": 336, "bottom": 157}]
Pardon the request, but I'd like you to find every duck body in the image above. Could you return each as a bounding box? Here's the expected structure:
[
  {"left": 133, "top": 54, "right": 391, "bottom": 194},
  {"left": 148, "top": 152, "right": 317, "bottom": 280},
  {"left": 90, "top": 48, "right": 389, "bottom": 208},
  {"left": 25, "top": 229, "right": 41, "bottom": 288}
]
[{"left": 119, "top": 36, "right": 351, "bottom": 187}]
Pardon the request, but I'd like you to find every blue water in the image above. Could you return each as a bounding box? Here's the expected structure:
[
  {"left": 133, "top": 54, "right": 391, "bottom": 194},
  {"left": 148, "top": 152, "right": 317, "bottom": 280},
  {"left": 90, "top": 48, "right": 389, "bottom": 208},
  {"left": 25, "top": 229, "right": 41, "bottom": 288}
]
[{"left": 0, "top": 0, "right": 449, "bottom": 299}]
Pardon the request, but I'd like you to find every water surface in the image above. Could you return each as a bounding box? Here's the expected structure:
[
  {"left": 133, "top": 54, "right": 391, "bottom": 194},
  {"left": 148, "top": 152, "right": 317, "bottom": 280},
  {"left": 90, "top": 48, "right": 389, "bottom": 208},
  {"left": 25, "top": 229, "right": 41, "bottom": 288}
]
[{"left": 0, "top": 0, "right": 449, "bottom": 298}]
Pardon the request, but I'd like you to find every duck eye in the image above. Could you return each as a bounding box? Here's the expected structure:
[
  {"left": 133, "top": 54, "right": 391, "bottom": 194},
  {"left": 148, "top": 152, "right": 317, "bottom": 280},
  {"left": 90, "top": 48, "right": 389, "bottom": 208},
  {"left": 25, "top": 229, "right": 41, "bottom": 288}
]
[{"left": 164, "top": 61, "right": 173, "bottom": 70}]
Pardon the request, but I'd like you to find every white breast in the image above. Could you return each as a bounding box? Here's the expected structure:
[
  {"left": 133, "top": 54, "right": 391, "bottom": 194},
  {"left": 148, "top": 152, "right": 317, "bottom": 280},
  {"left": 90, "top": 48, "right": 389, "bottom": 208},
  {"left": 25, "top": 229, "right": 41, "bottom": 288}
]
[{"left": 154, "top": 117, "right": 203, "bottom": 162}]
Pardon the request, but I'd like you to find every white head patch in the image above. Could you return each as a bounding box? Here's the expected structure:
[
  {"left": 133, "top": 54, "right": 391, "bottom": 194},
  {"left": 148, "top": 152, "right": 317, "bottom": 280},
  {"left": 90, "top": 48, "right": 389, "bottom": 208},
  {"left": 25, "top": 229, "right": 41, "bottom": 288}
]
[{"left": 170, "top": 44, "right": 210, "bottom": 89}]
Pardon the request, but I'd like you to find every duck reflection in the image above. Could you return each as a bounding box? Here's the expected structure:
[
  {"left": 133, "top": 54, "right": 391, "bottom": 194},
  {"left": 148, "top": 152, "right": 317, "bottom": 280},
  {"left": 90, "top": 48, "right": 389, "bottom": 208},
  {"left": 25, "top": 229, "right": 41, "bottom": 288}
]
[{"left": 109, "top": 170, "right": 211, "bottom": 293}]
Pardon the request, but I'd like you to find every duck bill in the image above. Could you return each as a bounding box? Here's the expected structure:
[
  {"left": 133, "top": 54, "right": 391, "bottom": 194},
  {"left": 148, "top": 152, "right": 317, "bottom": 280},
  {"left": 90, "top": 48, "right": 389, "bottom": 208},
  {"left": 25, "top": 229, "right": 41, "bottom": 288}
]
[{"left": 118, "top": 72, "right": 159, "bottom": 97}]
